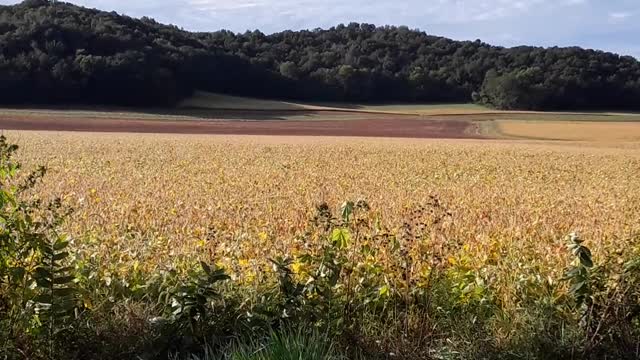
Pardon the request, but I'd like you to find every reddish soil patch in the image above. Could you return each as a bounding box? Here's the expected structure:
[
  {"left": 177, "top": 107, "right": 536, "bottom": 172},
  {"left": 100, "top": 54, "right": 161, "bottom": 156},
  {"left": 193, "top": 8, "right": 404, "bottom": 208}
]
[{"left": 0, "top": 115, "right": 481, "bottom": 139}]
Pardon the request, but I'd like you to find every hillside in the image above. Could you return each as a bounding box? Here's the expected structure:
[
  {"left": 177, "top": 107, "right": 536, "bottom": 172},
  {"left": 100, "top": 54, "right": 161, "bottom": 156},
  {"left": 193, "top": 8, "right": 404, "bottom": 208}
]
[{"left": 1, "top": 0, "right": 640, "bottom": 110}]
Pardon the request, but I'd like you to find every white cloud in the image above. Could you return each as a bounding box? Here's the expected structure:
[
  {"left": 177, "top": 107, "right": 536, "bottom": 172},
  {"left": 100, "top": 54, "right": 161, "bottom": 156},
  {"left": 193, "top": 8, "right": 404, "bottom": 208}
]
[
  {"left": 609, "top": 11, "right": 632, "bottom": 22},
  {"left": 181, "top": 0, "right": 554, "bottom": 26},
  {"left": 188, "top": 0, "right": 267, "bottom": 12}
]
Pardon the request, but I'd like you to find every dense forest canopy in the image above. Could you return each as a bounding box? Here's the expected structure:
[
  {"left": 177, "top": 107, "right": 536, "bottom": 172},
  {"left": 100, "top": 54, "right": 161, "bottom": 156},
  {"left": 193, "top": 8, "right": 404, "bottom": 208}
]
[{"left": 1, "top": 0, "right": 639, "bottom": 110}]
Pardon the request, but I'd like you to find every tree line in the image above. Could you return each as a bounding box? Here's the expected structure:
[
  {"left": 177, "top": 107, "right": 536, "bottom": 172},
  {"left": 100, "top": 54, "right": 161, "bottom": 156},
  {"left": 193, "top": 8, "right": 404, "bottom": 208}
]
[{"left": 1, "top": 0, "right": 639, "bottom": 110}]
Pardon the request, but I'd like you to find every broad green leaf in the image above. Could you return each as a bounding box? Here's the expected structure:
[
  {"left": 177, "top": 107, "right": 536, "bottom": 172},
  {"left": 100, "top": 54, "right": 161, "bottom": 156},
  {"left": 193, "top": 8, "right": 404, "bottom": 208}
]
[
  {"left": 53, "top": 239, "right": 69, "bottom": 251},
  {"left": 569, "top": 281, "right": 586, "bottom": 294},
  {"left": 53, "top": 251, "right": 69, "bottom": 261},
  {"left": 579, "top": 257, "right": 593, "bottom": 268},
  {"left": 34, "top": 267, "right": 51, "bottom": 278},
  {"left": 35, "top": 278, "right": 52, "bottom": 288},
  {"left": 200, "top": 261, "right": 212, "bottom": 276},
  {"left": 331, "top": 228, "right": 351, "bottom": 249},
  {"left": 33, "top": 294, "right": 53, "bottom": 304}
]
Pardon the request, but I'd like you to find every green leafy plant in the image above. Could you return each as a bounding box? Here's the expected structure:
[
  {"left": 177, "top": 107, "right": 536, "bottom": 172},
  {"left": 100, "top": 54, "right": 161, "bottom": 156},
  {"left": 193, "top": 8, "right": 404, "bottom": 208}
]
[
  {"left": 564, "top": 232, "right": 594, "bottom": 312},
  {"left": 561, "top": 232, "right": 640, "bottom": 357},
  {"left": 269, "top": 256, "right": 304, "bottom": 321},
  {"left": 32, "top": 232, "right": 77, "bottom": 353},
  {"left": 0, "top": 136, "right": 77, "bottom": 358},
  {"left": 162, "top": 262, "right": 231, "bottom": 334}
]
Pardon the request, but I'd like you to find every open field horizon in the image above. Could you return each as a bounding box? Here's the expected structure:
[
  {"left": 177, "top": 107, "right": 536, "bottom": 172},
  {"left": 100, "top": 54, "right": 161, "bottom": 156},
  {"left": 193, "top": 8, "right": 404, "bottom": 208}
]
[
  {"left": 180, "top": 92, "right": 640, "bottom": 117},
  {"left": 2, "top": 92, "right": 640, "bottom": 141}
]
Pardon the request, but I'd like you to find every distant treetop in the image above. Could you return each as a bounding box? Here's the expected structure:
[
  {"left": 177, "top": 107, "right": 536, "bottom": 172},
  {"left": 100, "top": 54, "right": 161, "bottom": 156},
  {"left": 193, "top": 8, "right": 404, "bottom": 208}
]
[{"left": 0, "top": 0, "right": 639, "bottom": 109}]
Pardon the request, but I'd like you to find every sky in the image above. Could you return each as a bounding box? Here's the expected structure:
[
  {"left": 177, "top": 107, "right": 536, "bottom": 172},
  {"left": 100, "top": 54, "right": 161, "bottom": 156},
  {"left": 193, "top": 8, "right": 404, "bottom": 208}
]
[{"left": 2, "top": 0, "right": 639, "bottom": 58}]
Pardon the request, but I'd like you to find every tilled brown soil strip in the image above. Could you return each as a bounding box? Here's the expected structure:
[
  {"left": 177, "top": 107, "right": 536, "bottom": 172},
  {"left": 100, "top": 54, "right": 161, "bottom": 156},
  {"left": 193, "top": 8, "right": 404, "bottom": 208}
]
[{"left": 0, "top": 115, "right": 482, "bottom": 139}]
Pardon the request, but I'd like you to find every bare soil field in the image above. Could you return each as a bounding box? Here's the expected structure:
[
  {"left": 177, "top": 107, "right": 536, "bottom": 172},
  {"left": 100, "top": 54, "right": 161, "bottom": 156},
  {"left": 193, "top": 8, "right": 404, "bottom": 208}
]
[
  {"left": 2, "top": 92, "right": 640, "bottom": 140},
  {"left": 0, "top": 113, "right": 479, "bottom": 139}
]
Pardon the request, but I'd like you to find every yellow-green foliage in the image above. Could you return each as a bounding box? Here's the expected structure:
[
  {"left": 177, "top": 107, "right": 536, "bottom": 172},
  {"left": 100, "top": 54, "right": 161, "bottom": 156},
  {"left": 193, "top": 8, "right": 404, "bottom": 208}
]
[
  {"left": 12, "top": 131, "right": 640, "bottom": 278},
  {"left": 6, "top": 131, "right": 640, "bottom": 357}
]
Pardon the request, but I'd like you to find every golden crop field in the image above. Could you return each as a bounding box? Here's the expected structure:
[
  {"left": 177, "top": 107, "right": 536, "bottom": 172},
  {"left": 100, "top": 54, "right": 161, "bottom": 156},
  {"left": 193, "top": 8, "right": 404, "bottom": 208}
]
[
  {"left": 9, "top": 131, "right": 640, "bottom": 291},
  {"left": 496, "top": 120, "right": 640, "bottom": 141},
  {"left": 4, "top": 130, "right": 640, "bottom": 358}
]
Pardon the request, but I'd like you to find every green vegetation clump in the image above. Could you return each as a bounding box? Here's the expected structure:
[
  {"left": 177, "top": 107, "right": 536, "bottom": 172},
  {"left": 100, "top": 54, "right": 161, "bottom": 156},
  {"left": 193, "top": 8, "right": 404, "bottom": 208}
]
[
  {"left": 0, "top": 1, "right": 639, "bottom": 110},
  {"left": 1, "top": 137, "right": 639, "bottom": 359}
]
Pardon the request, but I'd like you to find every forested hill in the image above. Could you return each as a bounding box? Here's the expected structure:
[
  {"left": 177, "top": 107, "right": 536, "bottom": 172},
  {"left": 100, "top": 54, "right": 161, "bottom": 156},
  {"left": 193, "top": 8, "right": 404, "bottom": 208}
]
[{"left": 1, "top": 0, "right": 640, "bottom": 110}]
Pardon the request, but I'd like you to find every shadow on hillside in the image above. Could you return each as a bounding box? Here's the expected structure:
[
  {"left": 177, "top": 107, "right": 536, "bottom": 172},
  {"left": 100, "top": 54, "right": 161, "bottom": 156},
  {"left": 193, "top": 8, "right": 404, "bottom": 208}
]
[
  {"left": 151, "top": 107, "right": 327, "bottom": 121},
  {"left": 0, "top": 105, "right": 331, "bottom": 121},
  {"left": 179, "top": 92, "right": 312, "bottom": 112}
]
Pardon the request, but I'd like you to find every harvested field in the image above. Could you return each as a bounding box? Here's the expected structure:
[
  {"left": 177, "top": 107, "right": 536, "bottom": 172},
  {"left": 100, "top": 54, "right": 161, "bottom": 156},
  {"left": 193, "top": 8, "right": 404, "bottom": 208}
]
[
  {"left": 0, "top": 115, "right": 479, "bottom": 139},
  {"left": 496, "top": 120, "right": 640, "bottom": 141},
  {"left": 179, "top": 91, "right": 491, "bottom": 115},
  {"left": 181, "top": 92, "right": 640, "bottom": 118}
]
